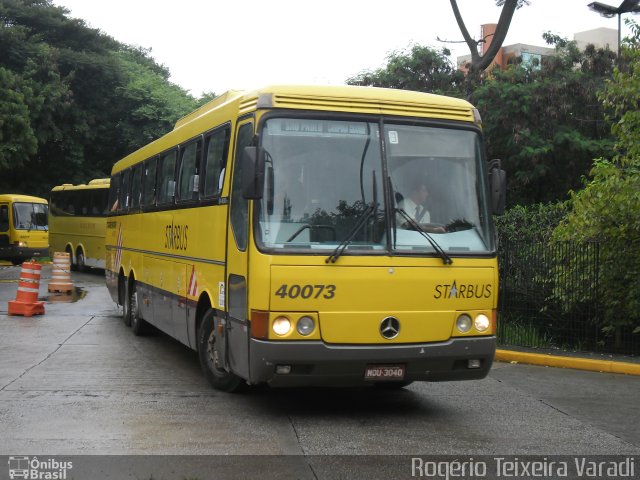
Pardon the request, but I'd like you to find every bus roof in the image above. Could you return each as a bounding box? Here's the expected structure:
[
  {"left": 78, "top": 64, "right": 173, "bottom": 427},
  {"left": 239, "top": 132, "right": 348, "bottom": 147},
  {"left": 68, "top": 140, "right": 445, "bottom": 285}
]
[
  {"left": 51, "top": 178, "right": 111, "bottom": 192},
  {"left": 0, "top": 194, "right": 48, "bottom": 204},
  {"left": 112, "top": 84, "right": 477, "bottom": 174}
]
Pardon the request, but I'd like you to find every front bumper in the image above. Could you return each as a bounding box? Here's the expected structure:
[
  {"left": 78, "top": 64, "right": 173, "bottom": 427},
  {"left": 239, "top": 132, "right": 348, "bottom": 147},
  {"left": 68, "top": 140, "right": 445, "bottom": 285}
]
[
  {"left": 249, "top": 336, "right": 495, "bottom": 387},
  {"left": 0, "top": 246, "right": 48, "bottom": 261}
]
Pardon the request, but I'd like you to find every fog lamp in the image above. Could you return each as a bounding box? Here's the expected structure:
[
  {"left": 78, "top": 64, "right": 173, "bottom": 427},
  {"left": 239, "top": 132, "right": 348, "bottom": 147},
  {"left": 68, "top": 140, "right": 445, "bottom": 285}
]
[
  {"left": 272, "top": 316, "right": 291, "bottom": 336},
  {"left": 468, "top": 359, "right": 481, "bottom": 369},
  {"left": 456, "top": 314, "right": 472, "bottom": 333},
  {"left": 296, "top": 316, "right": 315, "bottom": 336}
]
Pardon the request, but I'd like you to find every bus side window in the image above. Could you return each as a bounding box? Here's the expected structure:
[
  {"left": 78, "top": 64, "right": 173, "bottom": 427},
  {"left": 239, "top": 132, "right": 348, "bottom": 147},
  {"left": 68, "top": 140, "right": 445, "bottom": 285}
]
[
  {"left": 203, "top": 127, "right": 230, "bottom": 198},
  {"left": 109, "top": 173, "right": 120, "bottom": 213},
  {"left": 80, "top": 190, "right": 89, "bottom": 215},
  {"left": 119, "top": 170, "right": 131, "bottom": 212},
  {"left": 89, "top": 191, "right": 98, "bottom": 215},
  {"left": 0, "top": 205, "right": 8, "bottom": 231},
  {"left": 158, "top": 150, "right": 177, "bottom": 205},
  {"left": 67, "top": 192, "right": 76, "bottom": 215},
  {"left": 178, "top": 139, "right": 201, "bottom": 202},
  {"left": 141, "top": 157, "right": 158, "bottom": 208},
  {"left": 131, "top": 164, "right": 143, "bottom": 210},
  {"left": 97, "top": 189, "right": 109, "bottom": 216},
  {"left": 49, "top": 193, "right": 59, "bottom": 216}
]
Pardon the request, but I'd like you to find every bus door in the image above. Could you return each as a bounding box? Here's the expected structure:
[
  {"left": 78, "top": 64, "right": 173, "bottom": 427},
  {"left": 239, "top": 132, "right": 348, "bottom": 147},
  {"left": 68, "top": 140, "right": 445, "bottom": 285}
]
[
  {"left": 223, "top": 120, "right": 254, "bottom": 379},
  {"left": 0, "top": 202, "right": 10, "bottom": 251}
]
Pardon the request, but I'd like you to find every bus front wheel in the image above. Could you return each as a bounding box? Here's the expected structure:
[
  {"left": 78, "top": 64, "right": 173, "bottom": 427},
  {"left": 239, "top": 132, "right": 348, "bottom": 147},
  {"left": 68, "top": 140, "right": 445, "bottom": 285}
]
[{"left": 198, "top": 309, "right": 243, "bottom": 393}]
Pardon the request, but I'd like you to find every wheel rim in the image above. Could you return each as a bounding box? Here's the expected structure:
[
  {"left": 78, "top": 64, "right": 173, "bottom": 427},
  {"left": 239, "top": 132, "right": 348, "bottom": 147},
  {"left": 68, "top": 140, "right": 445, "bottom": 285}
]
[
  {"left": 205, "top": 326, "right": 226, "bottom": 376},
  {"left": 121, "top": 279, "right": 129, "bottom": 324},
  {"left": 130, "top": 283, "right": 138, "bottom": 327}
]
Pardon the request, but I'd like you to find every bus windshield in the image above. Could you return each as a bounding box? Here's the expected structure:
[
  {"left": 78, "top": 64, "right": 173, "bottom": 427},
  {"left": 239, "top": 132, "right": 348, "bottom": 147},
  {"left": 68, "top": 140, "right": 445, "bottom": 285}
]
[
  {"left": 255, "top": 117, "right": 494, "bottom": 256},
  {"left": 13, "top": 202, "right": 48, "bottom": 231}
]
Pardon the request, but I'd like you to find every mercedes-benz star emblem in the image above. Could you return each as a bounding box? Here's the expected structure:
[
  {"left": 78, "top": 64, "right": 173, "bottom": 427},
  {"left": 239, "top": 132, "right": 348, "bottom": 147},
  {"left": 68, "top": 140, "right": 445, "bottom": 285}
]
[{"left": 380, "top": 316, "right": 400, "bottom": 339}]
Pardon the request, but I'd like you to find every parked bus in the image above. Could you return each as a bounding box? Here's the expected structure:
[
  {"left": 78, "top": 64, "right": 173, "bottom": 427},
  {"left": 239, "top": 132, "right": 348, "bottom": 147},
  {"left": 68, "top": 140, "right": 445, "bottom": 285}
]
[
  {"left": 0, "top": 194, "right": 49, "bottom": 265},
  {"left": 49, "top": 179, "right": 110, "bottom": 271},
  {"left": 106, "top": 85, "right": 505, "bottom": 392}
]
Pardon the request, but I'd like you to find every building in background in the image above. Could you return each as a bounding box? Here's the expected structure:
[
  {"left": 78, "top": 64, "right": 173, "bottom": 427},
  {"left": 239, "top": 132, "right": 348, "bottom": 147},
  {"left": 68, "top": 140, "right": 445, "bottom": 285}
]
[{"left": 457, "top": 24, "right": 617, "bottom": 72}]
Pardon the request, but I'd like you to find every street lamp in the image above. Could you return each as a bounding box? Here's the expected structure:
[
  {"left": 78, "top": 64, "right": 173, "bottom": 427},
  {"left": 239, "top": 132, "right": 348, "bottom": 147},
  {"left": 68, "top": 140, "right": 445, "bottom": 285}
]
[{"left": 588, "top": 0, "right": 640, "bottom": 54}]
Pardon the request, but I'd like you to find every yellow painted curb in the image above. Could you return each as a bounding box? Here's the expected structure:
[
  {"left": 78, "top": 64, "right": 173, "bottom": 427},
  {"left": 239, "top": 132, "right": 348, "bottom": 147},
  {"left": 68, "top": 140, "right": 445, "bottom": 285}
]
[{"left": 495, "top": 349, "right": 640, "bottom": 376}]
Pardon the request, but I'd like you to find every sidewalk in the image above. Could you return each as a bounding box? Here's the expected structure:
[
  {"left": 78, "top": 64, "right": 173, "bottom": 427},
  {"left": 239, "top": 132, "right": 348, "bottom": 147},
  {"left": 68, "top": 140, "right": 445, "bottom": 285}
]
[{"left": 495, "top": 346, "right": 640, "bottom": 376}]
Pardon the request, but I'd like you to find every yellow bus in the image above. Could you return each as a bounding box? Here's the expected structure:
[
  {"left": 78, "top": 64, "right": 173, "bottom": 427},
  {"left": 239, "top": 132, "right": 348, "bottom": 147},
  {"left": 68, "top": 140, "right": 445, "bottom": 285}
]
[
  {"left": 106, "top": 85, "right": 506, "bottom": 392},
  {"left": 0, "top": 194, "right": 49, "bottom": 265},
  {"left": 49, "top": 179, "right": 110, "bottom": 271}
]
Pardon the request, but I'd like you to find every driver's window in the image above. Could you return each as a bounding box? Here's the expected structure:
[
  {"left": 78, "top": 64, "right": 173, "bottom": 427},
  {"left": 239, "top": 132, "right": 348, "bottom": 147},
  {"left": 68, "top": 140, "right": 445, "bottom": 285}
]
[
  {"left": 230, "top": 123, "right": 253, "bottom": 251},
  {"left": 0, "top": 205, "right": 8, "bottom": 231}
]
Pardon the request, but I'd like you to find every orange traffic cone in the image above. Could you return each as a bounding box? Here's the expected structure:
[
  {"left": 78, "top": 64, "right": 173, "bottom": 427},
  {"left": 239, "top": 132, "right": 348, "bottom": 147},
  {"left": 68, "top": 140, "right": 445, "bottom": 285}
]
[
  {"left": 8, "top": 261, "right": 45, "bottom": 317},
  {"left": 48, "top": 252, "right": 73, "bottom": 294}
]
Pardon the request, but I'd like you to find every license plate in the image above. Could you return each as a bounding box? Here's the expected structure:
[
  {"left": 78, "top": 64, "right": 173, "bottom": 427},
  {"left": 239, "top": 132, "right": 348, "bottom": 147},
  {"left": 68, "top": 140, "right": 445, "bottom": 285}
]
[{"left": 364, "top": 364, "right": 405, "bottom": 381}]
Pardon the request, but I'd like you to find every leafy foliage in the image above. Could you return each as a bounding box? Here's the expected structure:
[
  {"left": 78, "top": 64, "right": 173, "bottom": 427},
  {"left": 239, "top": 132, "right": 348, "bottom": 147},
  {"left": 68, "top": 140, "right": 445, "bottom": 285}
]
[
  {"left": 0, "top": 0, "right": 199, "bottom": 196},
  {"left": 494, "top": 202, "right": 567, "bottom": 244},
  {"left": 472, "top": 38, "right": 616, "bottom": 206},
  {"left": 553, "top": 21, "right": 640, "bottom": 336},
  {"left": 346, "top": 45, "right": 465, "bottom": 97}
]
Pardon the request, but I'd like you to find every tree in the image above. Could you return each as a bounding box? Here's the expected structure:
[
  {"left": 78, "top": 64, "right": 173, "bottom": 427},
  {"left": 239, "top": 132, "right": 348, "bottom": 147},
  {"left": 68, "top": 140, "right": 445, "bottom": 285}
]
[
  {"left": 450, "top": 0, "right": 529, "bottom": 75},
  {"left": 0, "top": 0, "right": 197, "bottom": 196},
  {"left": 472, "top": 37, "right": 616, "bottom": 205},
  {"left": 553, "top": 20, "right": 640, "bottom": 340},
  {"left": 346, "top": 44, "right": 465, "bottom": 96}
]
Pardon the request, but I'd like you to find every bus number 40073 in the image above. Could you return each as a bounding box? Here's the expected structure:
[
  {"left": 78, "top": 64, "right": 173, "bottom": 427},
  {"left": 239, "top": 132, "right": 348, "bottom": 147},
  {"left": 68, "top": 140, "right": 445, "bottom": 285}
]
[{"left": 275, "top": 284, "right": 336, "bottom": 300}]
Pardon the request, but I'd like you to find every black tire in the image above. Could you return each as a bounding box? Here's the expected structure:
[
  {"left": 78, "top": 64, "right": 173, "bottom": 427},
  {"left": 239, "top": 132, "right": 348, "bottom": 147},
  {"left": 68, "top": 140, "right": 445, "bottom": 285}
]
[
  {"left": 126, "top": 279, "right": 148, "bottom": 335},
  {"left": 121, "top": 276, "right": 131, "bottom": 327},
  {"left": 10, "top": 258, "right": 23, "bottom": 266},
  {"left": 198, "top": 309, "right": 243, "bottom": 392},
  {"left": 76, "top": 249, "right": 86, "bottom": 272},
  {"left": 67, "top": 247, "right": 77, "bottom": 271}
]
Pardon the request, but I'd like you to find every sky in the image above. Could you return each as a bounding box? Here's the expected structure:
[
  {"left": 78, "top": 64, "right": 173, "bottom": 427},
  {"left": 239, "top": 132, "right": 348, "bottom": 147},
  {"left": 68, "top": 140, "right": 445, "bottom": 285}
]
[{"left": 52, "top": 0, "right": 633, "bottom": 98}]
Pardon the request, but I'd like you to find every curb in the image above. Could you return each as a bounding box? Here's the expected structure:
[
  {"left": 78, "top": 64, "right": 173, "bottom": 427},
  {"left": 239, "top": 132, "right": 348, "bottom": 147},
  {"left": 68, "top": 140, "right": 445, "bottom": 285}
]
[{"left": 495, "top": 349, "right": 640, "bottom": 376}]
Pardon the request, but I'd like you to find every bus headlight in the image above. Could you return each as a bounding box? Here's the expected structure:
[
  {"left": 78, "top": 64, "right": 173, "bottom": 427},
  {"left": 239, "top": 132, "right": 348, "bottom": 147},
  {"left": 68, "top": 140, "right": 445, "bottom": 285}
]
[
  {"left": 474, "top": 314, "right": 490, "bottom": 332},
  {"left": 296, "top": 316, "right": 315, "bottom": 336},
  {"left": 456, "top": 314, "right": 472, "bottom": 333},
  {"left": 272, "top": 316, "right": 291, "bottom": 336}
]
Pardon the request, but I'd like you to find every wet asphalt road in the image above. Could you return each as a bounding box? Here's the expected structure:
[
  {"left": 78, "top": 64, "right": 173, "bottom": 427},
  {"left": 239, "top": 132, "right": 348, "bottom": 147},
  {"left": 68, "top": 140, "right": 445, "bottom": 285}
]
[{"left": 0, "top": 264, "right": 638, "bottom": 479}]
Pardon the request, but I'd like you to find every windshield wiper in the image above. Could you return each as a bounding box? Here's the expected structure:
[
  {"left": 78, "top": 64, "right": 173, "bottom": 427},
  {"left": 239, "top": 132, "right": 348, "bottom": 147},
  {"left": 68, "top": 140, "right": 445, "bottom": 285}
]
[
  {"left": 325, "top": 203, "right": 376, "bottom": 263},
  {"left": 396, "top": 208, "right": 453, "bottom": 265}
]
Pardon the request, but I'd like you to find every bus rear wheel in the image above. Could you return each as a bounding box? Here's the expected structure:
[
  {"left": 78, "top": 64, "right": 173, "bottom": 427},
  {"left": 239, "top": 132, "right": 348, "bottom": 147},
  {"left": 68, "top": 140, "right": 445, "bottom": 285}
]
[
  {"left": 75, "top": 249, "right": 86, "bottom": 272},
  {"left": 127, "top": 280, "right": 148, "bottom": 336},
  {"left": 198, "top": 309, "right": 243, "bottom": 393}
]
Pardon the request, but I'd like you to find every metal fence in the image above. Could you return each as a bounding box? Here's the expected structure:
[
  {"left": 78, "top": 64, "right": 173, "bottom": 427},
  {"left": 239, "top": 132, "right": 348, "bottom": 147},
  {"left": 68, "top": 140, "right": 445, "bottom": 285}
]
[{"left": 497, "top": 240, "right": 640, "bottom": 355}]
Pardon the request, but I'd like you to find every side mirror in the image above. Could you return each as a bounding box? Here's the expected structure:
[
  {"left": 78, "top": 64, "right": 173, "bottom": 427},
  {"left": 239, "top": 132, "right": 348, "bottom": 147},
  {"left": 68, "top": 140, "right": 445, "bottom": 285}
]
[
  {"left": 488, "top": 159, "right": 506, "bottom": 215},
  {"left": 241, "top": 146, "right": 265, "bottom": 199}
]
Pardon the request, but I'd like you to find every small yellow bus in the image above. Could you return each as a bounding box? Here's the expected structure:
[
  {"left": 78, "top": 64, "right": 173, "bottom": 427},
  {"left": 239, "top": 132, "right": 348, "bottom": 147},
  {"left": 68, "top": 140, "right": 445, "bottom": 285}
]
[
  {"left": 0, "top": 194, "right": 49, "bottom": 265},
  {"left": 49, "top": 179, "right": 110, "bottom": 271},
  {"left": 106, "top": 85, "right": 505, "bottom": 392}
]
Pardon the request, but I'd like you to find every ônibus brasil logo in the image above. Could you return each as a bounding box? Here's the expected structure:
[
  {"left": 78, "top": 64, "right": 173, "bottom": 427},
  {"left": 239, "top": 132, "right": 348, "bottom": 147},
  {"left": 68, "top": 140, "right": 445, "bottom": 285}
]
[{"left": 8, "top": 456, "right": 73, "bottom": 480}]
